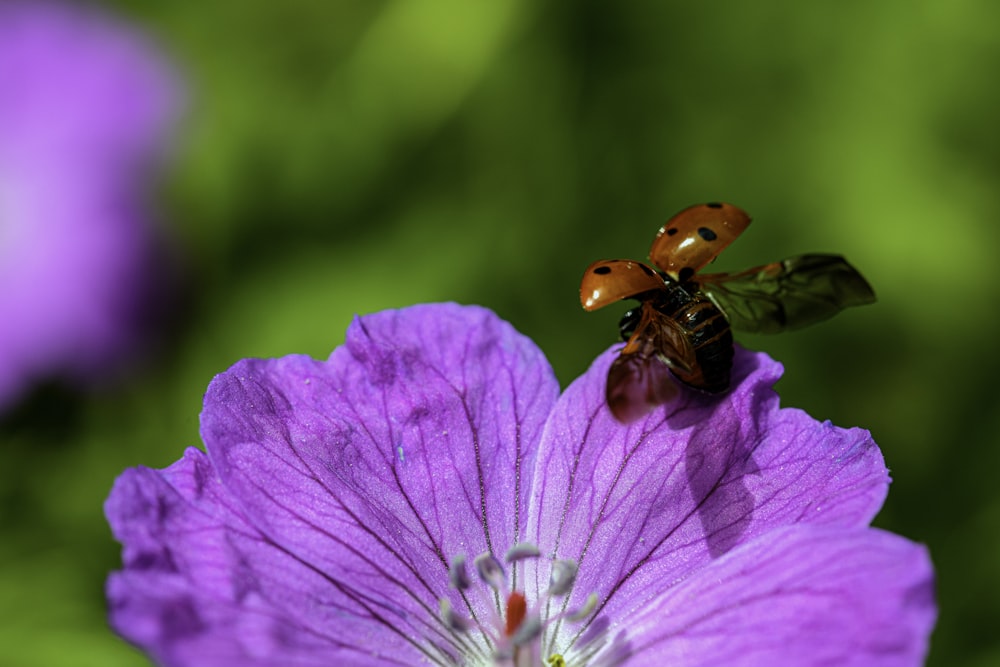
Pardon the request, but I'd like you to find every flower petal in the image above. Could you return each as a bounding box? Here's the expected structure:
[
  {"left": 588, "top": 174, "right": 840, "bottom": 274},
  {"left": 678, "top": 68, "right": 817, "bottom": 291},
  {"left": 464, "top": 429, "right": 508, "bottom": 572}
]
[
  {"left": 108, "top": 303, "right": 559, "bottom": 663},
  {"left": 0, "top": 1, "right": 181, "bottom": 408},
  {"left": 525, "top": 346, "right": 889, "bottom": 624},
  {"left": 106, "top": 448, "right": 411, "bottom": 666},
  {"left": 627, "top": 525, "right": 935, "bottom": 666}
]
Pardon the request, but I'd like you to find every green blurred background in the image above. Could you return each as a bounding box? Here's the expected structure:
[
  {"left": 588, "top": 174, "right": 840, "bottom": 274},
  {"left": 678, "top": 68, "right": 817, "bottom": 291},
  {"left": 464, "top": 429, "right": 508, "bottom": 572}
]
[{"left": 2, "top": 0, "right": 998, "bottom": 664}]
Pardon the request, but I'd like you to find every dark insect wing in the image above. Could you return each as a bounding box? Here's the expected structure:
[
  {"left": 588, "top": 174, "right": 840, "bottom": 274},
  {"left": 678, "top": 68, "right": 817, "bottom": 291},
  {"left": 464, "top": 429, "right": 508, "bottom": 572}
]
[
  {"left": 696, "top": 254, "right": 876, "bottom": 334},
  {"left": 606, "top": 354, "right": 677, "bottom": 423},
  {"left": 605, "top": 302, "right": 696, "bottom": 422}
]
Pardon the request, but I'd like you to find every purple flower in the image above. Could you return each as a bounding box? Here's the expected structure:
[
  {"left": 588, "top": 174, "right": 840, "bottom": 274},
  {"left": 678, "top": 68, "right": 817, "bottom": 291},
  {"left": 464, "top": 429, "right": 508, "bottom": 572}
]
[
  {"left": 0, "top": 1, "right": 180, "bottom": 409},
  {"left": 105, "top": 303, "right": 935, "bottom": 666}
]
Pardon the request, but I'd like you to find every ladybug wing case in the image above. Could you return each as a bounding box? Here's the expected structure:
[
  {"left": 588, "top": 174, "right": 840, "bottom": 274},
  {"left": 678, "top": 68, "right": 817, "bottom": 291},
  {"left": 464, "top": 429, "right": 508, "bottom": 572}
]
[
  {"left": 649, "top": 202, "right": 751, "bottom": 280},
  {"left": 580, "top": 259, "right": 665, "bottom": 311}
]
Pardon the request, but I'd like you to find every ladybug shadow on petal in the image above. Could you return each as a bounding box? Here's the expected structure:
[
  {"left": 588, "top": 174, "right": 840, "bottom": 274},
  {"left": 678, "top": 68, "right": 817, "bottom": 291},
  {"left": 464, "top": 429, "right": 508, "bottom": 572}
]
[{"left": 665, "top": 349, "right": 763, "bottom": 559}]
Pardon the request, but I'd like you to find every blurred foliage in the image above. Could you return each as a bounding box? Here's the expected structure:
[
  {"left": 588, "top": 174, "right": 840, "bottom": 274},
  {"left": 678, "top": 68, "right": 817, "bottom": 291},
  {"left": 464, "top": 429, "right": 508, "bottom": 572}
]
[{"left": 2, "top": 0, "right": 999, "bottom": 665}]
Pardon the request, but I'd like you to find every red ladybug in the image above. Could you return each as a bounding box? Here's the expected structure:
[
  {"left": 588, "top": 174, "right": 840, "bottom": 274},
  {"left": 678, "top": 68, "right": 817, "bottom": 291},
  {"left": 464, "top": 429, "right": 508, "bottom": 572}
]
[{"left": 580, "top": 202, "right": 876, "bottom": 423}]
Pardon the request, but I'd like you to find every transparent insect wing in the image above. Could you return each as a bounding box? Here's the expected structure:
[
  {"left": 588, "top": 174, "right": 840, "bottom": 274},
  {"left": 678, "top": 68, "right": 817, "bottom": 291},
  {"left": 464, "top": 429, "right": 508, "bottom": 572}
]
[
  {"left": 649, "top": 202, "right": 752, "bottom": 280},
  {"left": 697, "top": 254, "right": 877, "bottom": 334},
  {"left": 580, "top": 259, "right": 665, "bottom": 311}
]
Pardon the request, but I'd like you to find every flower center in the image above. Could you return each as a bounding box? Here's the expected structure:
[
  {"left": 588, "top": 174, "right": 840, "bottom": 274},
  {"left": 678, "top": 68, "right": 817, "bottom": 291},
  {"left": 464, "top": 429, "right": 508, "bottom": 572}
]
[{"left": 437, "top": 542, "right": 604, "bottom": 667}]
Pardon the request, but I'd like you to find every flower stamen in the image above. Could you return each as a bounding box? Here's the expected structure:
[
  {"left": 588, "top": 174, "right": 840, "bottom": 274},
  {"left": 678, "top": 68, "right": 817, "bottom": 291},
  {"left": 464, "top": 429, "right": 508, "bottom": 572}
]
[
  {"left": 439, "top": 543, "right": 600, "bottom": 665},
  {"left": 476, "top": 553, "right": 509, "bottom": 593},
  {"left": 450, "top": 554, "right": 472, "bottom": 591}
]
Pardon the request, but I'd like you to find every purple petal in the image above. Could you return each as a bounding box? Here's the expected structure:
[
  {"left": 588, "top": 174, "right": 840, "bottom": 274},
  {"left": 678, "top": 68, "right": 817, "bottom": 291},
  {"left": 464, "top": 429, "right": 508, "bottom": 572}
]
[
  {"left": 0, "top": 1, "right": 180, "bottom": 408},
  {"left": 106, "top": 448, "right": 415, "bottom": 666},
  {"left": 108, "top": 303, "right": 559, "bottom": 663},
  {"left": 0, "top": 2, "right": 178, "bottom": 160},
  {"left": 107, "top": 305, "right": 935, "bottom": 665},
  {"left": 627, "top": 525, "right": 935, "bottom": 666},
  {"left": 525, "top": 345, "right": 890, "bottom": 624}
]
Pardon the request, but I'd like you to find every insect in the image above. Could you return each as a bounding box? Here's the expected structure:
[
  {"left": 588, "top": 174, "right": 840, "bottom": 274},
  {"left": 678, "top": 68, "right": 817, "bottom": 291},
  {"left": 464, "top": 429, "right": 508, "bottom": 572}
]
[{"left": 580, "top": 202, "right": 876, "bottom": 423}]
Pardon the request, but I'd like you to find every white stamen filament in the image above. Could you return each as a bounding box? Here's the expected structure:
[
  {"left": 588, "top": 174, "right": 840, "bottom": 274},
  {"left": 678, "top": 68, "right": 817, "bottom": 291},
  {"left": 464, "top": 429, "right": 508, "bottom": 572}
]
[{"left": 437, "top": 543, "right": 604, "bottom": 666}]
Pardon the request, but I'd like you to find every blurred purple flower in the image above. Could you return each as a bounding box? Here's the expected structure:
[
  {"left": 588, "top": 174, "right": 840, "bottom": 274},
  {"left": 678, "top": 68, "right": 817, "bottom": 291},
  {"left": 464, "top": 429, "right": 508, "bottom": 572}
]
[
  {"left": 0, "top": 1, "right": 180, "bottom": 409},
  {"left": 106, "top": 303, "right": 935, "bottom": 666}
]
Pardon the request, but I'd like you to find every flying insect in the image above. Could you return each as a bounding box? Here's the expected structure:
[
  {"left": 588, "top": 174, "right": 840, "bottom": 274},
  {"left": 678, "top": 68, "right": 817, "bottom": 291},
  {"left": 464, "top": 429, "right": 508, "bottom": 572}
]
[{"left": 580, "top": 202, "right": 875, "bottom": 423}]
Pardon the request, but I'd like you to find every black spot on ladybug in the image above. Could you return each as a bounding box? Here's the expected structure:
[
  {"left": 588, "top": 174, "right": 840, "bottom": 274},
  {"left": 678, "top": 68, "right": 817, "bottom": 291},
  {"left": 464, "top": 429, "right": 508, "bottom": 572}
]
[
  {"left": 697, "top": 227, "right": 718, "bottom": 241},
  {"left": 666, "top": 227, "right": 678, "bottom": 236},
  {"left": 594, "top": 266, "right": 612, "bottom": 275},
  {"left": 706, "top": 202, "right": 723, "bottom": 209},
  {"left": 678, "top": 267, "right": 695, "bottom": 282}
]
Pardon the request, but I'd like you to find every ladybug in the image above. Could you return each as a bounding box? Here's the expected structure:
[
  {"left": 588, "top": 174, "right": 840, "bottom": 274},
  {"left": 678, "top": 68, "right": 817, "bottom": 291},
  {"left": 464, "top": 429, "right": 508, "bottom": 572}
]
[{"left": 580, "top": 202, "right": 876, "bottom": 423}]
